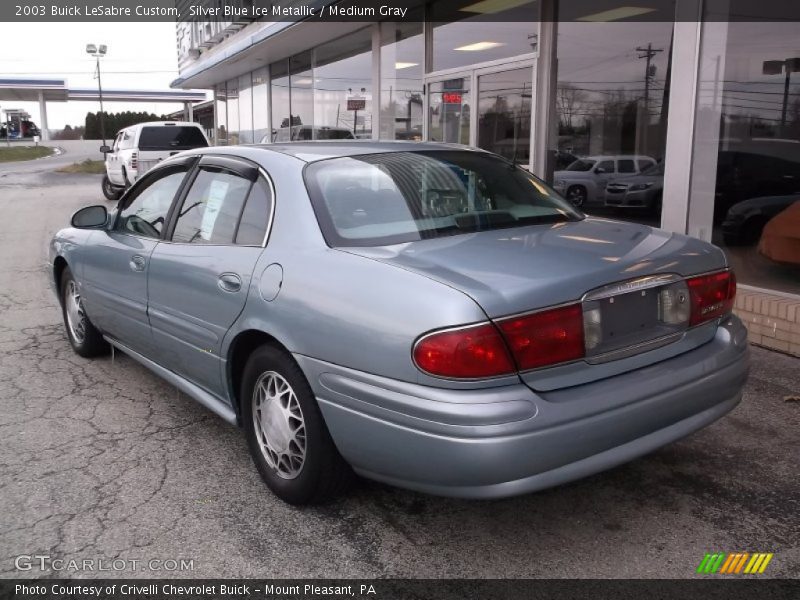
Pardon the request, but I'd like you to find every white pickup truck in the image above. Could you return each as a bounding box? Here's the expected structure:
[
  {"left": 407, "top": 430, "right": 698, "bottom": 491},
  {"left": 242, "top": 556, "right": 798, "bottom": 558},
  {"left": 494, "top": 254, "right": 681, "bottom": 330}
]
[{"left": 101, "top": 121, "right": 209, "bottom": 200}]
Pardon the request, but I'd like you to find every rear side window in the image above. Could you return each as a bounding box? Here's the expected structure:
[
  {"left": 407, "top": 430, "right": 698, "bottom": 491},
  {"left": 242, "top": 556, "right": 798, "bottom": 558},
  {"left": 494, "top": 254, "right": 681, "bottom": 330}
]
[
  {"left": 618, "top": 159, "right": 636, "bottom": 173},
  {"left": 172, "top": 168, "right": 252, "bottom": 244},
  {"left": 138, "top": 126, "right": 208, "bottom": 151},
  {"left": 235, "top": 182, "right": 272, "bottom": 245}
]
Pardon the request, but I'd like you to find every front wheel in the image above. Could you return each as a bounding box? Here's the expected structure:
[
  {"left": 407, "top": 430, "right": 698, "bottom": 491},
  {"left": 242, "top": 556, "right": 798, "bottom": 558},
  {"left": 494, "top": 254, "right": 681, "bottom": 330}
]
[
  {"left": 60, "top": 267, "right": 109, "bottom": 357},
  {"left": 566, "top": 185, "right": 587, "bottom": 207},
  {"left": 101, "top": 174, "right": 123, "bottom": 201},
  {"left": 242, "top": 345, "right": 352, "bottom": 504}
]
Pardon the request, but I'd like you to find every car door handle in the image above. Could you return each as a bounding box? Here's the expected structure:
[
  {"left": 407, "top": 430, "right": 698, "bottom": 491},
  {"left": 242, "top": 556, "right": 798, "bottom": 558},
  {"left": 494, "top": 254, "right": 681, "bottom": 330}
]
[
  {"left": 218, "top": 273, "right": 242, "bottom": 293},
  {"left": 129, "top": 254, "right": 146, "bottom": 272}
]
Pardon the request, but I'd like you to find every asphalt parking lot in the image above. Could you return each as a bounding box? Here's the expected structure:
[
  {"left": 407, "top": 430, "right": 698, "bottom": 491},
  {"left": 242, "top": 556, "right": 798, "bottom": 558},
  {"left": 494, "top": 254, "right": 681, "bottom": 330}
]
[{"left": 0, "top": 156, "right": 798, "bottom": 579}]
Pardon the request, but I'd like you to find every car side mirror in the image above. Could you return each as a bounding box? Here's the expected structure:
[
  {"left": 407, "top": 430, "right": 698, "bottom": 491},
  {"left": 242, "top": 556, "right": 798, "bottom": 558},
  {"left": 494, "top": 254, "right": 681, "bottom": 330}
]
[
  {"left": 71, "top": 205, "right": 108, "bottom": 229},
  {"left": 594, "top": 167, "right": 606, "bottom": 174},
  {"left": 100, "top": 145, "right": 112, "bottom": 154}
]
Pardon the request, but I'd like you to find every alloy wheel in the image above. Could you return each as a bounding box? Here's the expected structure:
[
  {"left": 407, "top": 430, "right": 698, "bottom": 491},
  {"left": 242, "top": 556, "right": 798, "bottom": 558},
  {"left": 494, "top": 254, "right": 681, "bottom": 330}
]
[{"left": 65, "top": 280, "right": 86, "bottom": 344}]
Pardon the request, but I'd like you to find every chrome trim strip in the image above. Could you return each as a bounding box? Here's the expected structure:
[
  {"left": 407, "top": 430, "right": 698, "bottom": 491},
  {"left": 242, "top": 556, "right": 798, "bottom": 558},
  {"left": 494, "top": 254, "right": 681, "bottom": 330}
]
[
  {"left": 104, "top": 336, "right": 238, "bottom": 426},
  {"left": 258, "top": 166, "right": 277, "bottom": 249},
  {"left": 582, "top": 273, "right": 682, "bottom": 302}
]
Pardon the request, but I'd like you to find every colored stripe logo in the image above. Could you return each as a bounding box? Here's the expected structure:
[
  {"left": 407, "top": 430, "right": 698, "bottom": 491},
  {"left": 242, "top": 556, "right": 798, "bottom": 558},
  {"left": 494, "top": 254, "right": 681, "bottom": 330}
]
[{"left": 696, "top": 552, "right": 773, "bottom": 574}]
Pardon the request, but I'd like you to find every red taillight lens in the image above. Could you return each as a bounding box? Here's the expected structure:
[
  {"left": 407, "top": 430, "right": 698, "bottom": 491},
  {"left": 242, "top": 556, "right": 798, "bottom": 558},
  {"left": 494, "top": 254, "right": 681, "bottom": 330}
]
[
  {"left": 686, "top": 270, "right": 736, "bottom": 326},
  {"left": 497, "top": 304, "right": 585, "bottom": 370},
  {"left": 413, "top": 323, "right": 515, "bottom": 378}
]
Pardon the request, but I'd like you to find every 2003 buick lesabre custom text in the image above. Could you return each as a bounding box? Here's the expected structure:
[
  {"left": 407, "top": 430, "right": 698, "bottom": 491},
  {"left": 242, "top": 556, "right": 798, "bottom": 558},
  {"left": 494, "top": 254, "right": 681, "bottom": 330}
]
[
  {"left": 24, "top": 5, "right": 179, "bottom": 17},
  {"left": 49, "top": 141, "right": 749, "bottom": 505}
]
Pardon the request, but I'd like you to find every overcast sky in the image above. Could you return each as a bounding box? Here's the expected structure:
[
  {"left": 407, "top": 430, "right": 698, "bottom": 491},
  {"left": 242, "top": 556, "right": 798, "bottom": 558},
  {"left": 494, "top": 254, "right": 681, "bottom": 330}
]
[{"left": 0, "top": 22, "right": 206, "bottom": 129}]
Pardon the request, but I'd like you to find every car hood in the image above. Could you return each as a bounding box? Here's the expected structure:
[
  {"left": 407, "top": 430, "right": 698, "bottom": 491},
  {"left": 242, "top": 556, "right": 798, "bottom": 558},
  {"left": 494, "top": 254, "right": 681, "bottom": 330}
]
[{"left": 341, "top": 218, "right": 726, "bottom": 317}]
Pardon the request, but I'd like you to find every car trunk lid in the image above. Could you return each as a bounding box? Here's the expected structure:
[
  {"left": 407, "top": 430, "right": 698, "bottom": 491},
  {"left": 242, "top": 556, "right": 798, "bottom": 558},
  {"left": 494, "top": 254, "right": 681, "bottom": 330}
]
[{"left": 342, "top": 217, "right": 728, "bottom": 390}]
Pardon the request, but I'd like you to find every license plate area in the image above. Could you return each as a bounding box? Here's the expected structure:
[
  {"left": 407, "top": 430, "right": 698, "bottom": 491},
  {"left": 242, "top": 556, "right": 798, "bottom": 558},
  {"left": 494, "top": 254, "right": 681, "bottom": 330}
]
[{"left": 582, "top": 275, "right": 688, "bottom": 360}]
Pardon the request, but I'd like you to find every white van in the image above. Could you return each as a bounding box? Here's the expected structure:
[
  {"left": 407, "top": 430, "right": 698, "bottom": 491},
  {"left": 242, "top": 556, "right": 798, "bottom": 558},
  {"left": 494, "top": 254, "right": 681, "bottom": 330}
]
[{"left": 101, "top": 121, "right": 209, "bottom": 200}]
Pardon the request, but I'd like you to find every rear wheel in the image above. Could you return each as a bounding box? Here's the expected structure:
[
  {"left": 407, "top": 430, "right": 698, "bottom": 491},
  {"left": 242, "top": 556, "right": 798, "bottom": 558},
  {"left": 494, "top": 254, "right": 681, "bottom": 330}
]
[
  {"left": 60, "top": 267, "right": 109, "bottom": 357},
  {"left": 242, "top": 345, "right": 352, "bottom": 504},
  {"left": 101, "top": 174, "right": 123, "bottom": 201}
]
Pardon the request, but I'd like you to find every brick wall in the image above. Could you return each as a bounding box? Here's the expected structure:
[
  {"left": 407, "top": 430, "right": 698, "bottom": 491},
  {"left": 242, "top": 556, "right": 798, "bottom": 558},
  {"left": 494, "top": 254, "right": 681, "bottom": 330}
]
[{"left": 733, "top": 285, "right": 800, "bottom": 356}]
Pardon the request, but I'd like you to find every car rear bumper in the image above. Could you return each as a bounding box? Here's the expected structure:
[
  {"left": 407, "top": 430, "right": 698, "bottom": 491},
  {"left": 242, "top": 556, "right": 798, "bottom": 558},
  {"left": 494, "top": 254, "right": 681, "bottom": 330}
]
[{"left": 297, "top": 316, "right": 749, "bottom": 499}]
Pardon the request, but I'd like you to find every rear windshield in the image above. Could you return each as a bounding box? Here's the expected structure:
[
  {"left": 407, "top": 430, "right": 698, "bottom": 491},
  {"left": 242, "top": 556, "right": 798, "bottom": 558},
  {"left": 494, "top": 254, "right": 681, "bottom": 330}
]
[
  {"left": 304, "top": 151, "right": 583, "bottom": 247},
  {"left": 138, "top": 126, "right": 208, "bottom": 151}
]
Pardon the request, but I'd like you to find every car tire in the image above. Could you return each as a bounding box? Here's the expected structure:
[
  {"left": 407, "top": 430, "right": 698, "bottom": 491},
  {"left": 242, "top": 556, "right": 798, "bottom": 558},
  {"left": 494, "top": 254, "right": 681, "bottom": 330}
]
[
  {"left": 101, "top": 174, "right": 123, "bottom": 201},
  {"left": 60, "top": 267, "right": 109, "bottom": 358},
  {"left": 242, "top": 345, "right": 352, "bottom": 504},
  {"left": 566, "top": 185, "right": 587, "bottom": 207}
]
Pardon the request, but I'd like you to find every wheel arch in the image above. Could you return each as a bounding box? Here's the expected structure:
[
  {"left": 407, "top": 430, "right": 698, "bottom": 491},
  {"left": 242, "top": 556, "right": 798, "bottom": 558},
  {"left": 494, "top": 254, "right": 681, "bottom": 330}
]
[
  {"left": 53, "top": 256, "right": 69, "bottom": 302},
  {"left": 227, "top": 329, "right": 293, "bottom": 424}
]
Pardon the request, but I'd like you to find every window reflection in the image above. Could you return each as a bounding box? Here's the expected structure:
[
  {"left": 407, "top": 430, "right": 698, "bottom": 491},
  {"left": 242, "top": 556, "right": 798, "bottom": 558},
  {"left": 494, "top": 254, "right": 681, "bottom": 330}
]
[
  {"left": 552, "top": 20, "right": 673, "bottom": 226},
  {"left": 429, "top": 79, "right": 471, "bottom": 144},
  {"left": 477, "top": 68, "right": 533, "bottom": 165},
  {"left": 701, "top": 21, "right": 800, "bottom": 294},
  {"left": 314, "top": 29, "right": 373, "bottom": 139},
  {"left": 430, "top": 1, "right": 539, "bottom": 72},
  {"left": 380, "top": 21, "right": 424, "bottom": 140}
]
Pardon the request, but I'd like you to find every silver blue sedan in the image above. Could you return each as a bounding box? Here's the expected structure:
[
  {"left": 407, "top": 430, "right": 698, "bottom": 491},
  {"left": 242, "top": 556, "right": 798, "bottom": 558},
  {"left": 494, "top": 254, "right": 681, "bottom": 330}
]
[{"left": 50, "top": 142, "right": 749, "bottom": 504}]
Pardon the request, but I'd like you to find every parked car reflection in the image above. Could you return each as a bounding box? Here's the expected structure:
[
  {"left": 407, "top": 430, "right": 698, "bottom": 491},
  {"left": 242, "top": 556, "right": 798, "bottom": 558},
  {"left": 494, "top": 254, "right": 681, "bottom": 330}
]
[{"left": 722, "top": 195, "right": 799, "bottom": 246}]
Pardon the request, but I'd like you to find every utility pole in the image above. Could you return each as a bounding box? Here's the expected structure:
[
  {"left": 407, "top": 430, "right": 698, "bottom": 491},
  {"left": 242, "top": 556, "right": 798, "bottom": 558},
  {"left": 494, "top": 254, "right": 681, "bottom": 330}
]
[
  {"left": 636, "top": 43, "right": 663, "bottom": 155},
  {"left": 636, "top": 43, "right": 664, "bottom": 115}
]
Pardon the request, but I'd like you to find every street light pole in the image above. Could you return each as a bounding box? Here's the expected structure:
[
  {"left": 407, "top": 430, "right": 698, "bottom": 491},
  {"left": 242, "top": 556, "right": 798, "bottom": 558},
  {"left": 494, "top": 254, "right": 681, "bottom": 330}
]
[{"left": 86, "top": 44, "right": 108, "bottom": 147}]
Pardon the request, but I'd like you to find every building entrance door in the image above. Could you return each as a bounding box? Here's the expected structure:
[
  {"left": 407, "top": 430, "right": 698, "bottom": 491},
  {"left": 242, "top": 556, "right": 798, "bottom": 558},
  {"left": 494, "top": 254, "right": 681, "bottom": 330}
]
[{"left": 426, "top": 60, "right": 535, "bottom": 169}]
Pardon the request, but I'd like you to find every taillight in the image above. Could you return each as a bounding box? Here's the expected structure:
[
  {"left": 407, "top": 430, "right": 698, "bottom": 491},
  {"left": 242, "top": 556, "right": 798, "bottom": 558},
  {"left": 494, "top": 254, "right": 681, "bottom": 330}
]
[
  {"left": 130, "top": 152, "right": 138, "bottom": 169},
  {"left": 413, "top": 323, "right": 515, "bottom": 379},
  {"left": 414, "top": 304, "right": 586, "bottom": 379},
  {"left": 497, "top": 304, "right": 585, "bottom": 370},
  {"left": 686, "top": 270, "right": 736, "bottom": 326}
]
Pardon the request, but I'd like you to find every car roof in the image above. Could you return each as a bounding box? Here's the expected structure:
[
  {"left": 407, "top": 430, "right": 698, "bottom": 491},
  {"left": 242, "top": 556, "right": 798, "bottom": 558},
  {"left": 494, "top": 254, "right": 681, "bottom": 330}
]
[
  {"left": 244, "top": 140, "right": 485, "bottom": 163},
  {"left": 122, "top": 121, "right": 201, "bottom": 132}
]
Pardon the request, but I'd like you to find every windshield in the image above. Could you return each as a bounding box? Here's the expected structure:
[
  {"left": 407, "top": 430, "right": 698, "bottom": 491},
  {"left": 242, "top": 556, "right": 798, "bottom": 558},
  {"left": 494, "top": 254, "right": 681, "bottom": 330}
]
[
  {"left": 565, "top": 159, "right": 596, "bottom": 171},
  {"left": 304, "top": 151, "right": 583, "bottom": 247},
  {"left": 138, "top": 126, "right": 208, "bottom": 151}
]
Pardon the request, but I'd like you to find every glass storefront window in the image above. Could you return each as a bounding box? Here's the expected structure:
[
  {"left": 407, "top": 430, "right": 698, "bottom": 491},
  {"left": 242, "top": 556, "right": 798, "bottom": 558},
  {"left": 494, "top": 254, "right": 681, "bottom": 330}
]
[
  {"left": 430, "top": 1, "right": 538, "bottom": 72},
  {"left": 551, "top": 20, "right": 673, "bottom": 226},
  {"left": 238, "top": 73, "right": 253, "bottom": 144},
  {"left": 214, "top": 82, "right": 227, "bottom": 146},
  {"left": 314, "top": 29, "right": 373, "bottom": 139},
  {"left": 380, "top": 21, "right": 423, "bottom": 140},
  {"left": 270, "top": 59, "right": 291, "bottom": 139},
  {"left": 226, "top": 78, "right": 240, "bottom": 145},
  {"left": 252, "top": 67, "right": 268, "bottom": 144},
  {"left": 290, "top": 52, "right": 314, "bottom": 134},
  {"left": 477, "top": 67, "right": 533, "bottom": 166},
  {"left": 428, "top": 78, "right": 471, "bottom": 144},
  {"left": 692, "top": 20, "right": 800, "bottom": 295}
]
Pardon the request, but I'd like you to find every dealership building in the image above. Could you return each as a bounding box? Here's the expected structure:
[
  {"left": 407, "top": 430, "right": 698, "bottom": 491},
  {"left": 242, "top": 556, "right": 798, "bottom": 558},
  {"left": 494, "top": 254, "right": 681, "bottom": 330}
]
[{"left": 172, "top": 0, "right": 800, "bottom": 355}]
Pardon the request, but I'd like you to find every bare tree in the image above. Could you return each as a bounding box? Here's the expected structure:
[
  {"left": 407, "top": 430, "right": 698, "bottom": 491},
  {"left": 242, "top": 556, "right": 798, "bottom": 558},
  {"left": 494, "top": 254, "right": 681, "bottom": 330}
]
[{"left": 556, "top": 84, "right": 589, "bottom": 131}]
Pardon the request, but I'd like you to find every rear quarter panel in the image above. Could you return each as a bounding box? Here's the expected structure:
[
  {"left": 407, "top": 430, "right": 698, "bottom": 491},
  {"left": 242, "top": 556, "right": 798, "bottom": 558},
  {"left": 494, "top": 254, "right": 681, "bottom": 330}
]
[{"left": 221, "top": 149, "right": 494, "bottom": 387}]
